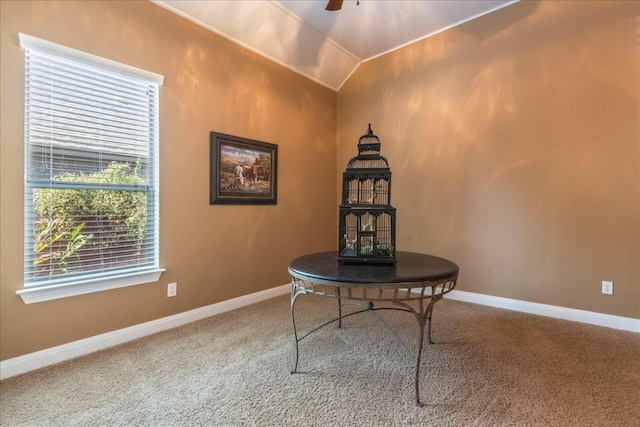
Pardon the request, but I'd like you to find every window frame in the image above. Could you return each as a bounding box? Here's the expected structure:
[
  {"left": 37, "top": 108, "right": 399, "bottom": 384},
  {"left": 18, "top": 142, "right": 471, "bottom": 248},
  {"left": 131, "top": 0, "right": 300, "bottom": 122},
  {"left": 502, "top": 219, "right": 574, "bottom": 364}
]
[{"left": 17, "top": 33, "right": 165, "bottom": 304}]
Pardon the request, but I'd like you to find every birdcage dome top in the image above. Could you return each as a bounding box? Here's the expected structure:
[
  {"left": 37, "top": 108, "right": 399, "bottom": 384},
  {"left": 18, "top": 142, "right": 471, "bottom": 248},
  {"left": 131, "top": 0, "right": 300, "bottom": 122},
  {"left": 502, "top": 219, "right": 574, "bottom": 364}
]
[
  {"left": 357, "top": 123, "right": 381, "bottom": 156},
  {"left": 346, "top": 124, "right": 389, "bottom": 169}
]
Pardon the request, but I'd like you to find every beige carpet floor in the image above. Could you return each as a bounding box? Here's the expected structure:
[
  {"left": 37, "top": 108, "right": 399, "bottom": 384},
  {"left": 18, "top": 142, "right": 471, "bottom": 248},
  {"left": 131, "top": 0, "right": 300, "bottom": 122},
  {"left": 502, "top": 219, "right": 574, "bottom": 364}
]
[{"left": 1, "top": 294, "right": 639, "bottom": 426}]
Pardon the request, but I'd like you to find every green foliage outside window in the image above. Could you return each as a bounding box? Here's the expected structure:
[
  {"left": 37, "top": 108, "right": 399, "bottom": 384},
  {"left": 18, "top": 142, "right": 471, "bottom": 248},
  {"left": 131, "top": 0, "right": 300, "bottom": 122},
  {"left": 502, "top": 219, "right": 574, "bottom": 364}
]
[{"left": 33, "top": 162, "right": 148, "bottom": 276}]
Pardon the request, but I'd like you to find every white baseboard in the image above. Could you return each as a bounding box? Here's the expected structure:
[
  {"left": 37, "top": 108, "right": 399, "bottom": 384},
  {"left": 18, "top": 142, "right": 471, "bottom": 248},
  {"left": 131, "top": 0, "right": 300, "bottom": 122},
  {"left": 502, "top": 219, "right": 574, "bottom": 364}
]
[
  {"left": 446, "top": 290, "right": 640, "bottom": 333},
  {"left": 0, "top": 284, "right": 290, "bottom": 380},
  {"left": 2, "top": 285, "right": 637, "bottom": 380}
]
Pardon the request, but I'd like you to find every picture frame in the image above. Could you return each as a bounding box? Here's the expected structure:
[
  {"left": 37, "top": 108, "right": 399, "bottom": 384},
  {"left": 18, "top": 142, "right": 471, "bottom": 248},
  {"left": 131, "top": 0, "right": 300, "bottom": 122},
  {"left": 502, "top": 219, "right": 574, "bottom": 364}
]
[{"left": 210, "top": 131, "right": 278, "bottom": 205}]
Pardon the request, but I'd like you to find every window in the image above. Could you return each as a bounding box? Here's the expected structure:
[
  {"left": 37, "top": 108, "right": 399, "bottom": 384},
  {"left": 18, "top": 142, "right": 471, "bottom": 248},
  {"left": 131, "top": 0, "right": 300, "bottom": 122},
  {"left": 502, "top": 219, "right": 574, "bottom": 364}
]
[{"left": 18, "top": 34, "right": 164, "bottom": 304}]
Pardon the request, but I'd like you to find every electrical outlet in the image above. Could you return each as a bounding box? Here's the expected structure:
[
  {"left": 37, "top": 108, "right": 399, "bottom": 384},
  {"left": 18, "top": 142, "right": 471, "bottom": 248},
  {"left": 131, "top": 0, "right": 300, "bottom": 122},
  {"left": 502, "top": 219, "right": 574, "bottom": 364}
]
[
  {"left": 601, "top": 280, "right": 613, "bottom": 295},
  {"left": 167, "top": 282, "right": 177, "bottom": 297}
]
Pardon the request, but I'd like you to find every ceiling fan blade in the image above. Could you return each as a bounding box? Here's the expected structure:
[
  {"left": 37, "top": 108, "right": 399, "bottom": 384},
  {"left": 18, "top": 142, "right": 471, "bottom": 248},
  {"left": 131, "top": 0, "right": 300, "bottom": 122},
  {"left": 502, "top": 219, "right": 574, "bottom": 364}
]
[{"left": 326, "top": 0, "right": 343, "bottom": 11}]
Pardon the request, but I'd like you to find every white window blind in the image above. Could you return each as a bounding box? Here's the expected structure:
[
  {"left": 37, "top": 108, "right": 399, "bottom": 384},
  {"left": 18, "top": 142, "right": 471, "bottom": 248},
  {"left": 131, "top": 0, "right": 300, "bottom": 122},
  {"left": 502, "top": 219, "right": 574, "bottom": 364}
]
[{"left": 18, "top": 34, "right": 165, "bottom": 303}]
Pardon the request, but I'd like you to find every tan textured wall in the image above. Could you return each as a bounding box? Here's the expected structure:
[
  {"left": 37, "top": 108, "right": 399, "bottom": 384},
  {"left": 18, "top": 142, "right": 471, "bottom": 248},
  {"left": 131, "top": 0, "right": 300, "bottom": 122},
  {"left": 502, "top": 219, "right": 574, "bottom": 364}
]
[
  {"left": 0, "top": 1, "right": 337, "bottom": 360},
  {"left": 338, "top": 1, "right": 639, "bottom": 318}
]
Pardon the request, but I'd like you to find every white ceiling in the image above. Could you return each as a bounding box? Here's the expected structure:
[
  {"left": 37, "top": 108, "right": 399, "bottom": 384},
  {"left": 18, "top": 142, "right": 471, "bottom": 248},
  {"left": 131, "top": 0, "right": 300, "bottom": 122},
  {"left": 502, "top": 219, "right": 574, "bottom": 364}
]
[{"left": 152, "top": 0, "right": 518, "bottom": 91}]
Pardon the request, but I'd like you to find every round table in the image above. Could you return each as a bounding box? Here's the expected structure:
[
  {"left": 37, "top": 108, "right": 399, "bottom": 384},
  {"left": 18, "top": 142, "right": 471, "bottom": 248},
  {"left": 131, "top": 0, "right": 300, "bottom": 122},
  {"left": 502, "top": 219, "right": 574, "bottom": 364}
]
[{"left": 288, "top": 251, "right": 459, "bottom": 406}]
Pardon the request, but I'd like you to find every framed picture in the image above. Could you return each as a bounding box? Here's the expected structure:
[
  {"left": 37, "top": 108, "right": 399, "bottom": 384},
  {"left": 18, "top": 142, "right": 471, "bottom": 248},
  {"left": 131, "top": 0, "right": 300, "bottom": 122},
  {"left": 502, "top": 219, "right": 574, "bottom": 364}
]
[{"left": 210, "top": 131, "right": 278, "bottom": 205}]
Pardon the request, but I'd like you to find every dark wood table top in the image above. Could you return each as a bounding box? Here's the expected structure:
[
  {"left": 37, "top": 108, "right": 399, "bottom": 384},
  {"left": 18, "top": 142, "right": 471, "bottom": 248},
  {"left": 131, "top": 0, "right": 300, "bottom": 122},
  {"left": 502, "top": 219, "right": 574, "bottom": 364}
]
[{"left": 289, "top": 251, "right": 459, "bottom": 284}]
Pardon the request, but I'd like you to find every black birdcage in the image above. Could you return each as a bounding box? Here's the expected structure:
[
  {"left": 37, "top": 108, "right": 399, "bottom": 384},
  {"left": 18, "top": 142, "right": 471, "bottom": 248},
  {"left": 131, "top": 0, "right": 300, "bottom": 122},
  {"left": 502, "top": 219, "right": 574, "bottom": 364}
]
[{"left": 338, "top": 124, "right": 396, "bottom": 264}]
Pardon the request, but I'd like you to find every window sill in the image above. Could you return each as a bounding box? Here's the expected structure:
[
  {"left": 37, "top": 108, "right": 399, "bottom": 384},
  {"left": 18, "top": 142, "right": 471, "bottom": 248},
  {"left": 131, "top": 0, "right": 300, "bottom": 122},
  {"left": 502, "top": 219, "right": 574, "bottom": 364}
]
[{"left": 17, "top": 268, "right": 165, "bottom": 304}]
